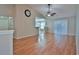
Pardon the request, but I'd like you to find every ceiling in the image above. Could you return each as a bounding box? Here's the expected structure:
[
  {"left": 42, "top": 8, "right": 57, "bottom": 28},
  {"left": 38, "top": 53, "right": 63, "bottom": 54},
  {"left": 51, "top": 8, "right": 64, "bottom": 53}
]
[{"left": 29, "top": 4, "right": 76, "bottom": 19}]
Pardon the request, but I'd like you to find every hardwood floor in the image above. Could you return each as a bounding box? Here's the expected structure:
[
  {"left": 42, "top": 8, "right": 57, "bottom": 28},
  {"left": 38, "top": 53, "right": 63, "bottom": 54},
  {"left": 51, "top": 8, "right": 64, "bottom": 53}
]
[{"left": 13, "top": 33, "right": 76, "bottom": 55}]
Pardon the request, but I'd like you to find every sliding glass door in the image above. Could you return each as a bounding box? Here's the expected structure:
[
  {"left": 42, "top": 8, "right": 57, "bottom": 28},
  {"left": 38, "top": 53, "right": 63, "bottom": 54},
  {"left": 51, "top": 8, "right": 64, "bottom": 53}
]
[{"left": 53, "top": 19, "right": 68, "bottom": 48}]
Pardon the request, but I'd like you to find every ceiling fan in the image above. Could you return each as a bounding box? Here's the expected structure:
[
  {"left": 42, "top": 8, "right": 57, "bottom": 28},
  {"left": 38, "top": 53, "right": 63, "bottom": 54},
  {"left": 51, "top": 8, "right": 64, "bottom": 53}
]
[{"left": 47, "top": 4, "right": 56, "bottom": 16}]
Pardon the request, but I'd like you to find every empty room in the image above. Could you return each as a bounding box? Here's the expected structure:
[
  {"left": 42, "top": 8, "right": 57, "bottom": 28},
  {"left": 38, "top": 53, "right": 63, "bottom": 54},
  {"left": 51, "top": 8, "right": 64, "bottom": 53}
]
[{"left": 0, "top": 4, "right": 79, "bottom": 55}]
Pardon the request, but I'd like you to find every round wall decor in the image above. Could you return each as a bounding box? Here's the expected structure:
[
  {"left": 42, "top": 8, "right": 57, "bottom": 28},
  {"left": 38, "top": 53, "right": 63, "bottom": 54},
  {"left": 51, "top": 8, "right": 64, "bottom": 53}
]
[{"left": 24, "top": 9, "right": 31, "bottom": 17}]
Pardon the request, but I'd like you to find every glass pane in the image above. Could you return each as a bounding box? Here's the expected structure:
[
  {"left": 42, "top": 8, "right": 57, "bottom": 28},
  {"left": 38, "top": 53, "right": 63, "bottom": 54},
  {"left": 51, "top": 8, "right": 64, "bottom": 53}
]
[
  {"left": 53, "top": 20, "right": 68, "bottom": 47},
  {"left": 54, "top": 20, "right": 68, "bottom": 35},
  {"left": 0, "top": 16, "right": 13, "bottom": 30}
]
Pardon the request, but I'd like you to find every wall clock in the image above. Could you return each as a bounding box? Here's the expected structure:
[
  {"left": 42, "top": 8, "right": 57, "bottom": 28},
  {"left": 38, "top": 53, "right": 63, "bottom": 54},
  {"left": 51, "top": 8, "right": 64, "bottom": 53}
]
[{"left": 24, "top": 9, "right": 31, "bottom": 17}]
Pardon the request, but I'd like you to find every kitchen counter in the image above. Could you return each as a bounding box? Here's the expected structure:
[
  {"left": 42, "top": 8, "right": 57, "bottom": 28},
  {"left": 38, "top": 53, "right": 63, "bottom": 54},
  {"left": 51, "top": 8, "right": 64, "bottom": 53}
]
[{"left": 0, "top": 30, "right": 14, "bottom": 55}]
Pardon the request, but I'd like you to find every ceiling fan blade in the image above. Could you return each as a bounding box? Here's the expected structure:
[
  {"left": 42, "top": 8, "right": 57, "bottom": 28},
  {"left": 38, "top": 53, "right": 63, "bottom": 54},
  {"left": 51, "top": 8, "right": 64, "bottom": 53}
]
[{"left": 51, "top": 13, "right": 56, "bottom": 16}]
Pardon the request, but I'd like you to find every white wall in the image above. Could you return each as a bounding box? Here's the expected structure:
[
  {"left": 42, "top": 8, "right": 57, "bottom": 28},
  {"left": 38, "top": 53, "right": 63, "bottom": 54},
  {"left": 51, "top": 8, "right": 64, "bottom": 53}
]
[
  {"left": 47, "top": 16, "right": 76, "bottom": 35},
  {"left": 68, "top": 16, "right": 76, "bottom": 35},
  {"left": 14, "top": 5, "right": 42, "bottom": 39},
  {"left": 0, "top": 4, "right": 15, "bottom": 17},
  {"left": 76, "top": 5, "right": 79, "bottom": 55}
]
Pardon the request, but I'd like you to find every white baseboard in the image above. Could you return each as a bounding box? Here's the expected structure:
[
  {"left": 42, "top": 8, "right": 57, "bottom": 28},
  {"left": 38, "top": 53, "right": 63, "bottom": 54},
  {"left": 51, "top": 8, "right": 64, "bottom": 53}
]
[
  {"left": 56, "top": 33, "right": 76, "bottom": 36},
  {"left": 67, "top": 33, "right": 76, "bottom": 36},
  {"left": 14, "top": 34, "right": 36, "bottom": 39},
  {"left": 14, "top": 32, "right": 76, "bottom": 39},
  {"left": 47, "top": 31, "right": 76, "bottom": 36}
]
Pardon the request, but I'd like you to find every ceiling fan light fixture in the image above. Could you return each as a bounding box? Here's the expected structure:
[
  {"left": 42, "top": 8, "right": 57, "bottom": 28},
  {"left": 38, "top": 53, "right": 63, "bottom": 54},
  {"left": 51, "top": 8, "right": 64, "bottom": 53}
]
[
  {"left": 47, "top": 12, "right": 51, "bottom": 16},
  {"left": 47, "top": 14, "right": 51, "bottom": 16}
]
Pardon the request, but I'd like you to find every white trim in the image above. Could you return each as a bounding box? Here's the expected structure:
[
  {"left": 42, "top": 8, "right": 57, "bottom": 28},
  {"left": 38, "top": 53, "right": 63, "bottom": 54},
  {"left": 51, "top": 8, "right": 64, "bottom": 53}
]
[
  {"left": 47, "top": 31, "right": 76, "bottom": 36},
  {"left": 14, "top": 32, "right": 76, "bottom": 39},
  {"left": 66, "top": 33, "right": 76, "bottom": 36},
  {"left": 54, "top": 33, "right": 76, "bottom": 36},
  {"left": 61, "top": 33, "right": 76, "bottom": 36},
  {"left": 15, "top": 34, "right": 36, "bottom": 39}
]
